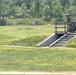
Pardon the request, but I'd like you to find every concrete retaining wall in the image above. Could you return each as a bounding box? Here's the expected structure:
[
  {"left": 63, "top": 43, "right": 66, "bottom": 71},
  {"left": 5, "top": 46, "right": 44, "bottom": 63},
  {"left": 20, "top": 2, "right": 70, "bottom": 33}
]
[{"left": 37, "top": 34, "right": 58, "bottom": 47}]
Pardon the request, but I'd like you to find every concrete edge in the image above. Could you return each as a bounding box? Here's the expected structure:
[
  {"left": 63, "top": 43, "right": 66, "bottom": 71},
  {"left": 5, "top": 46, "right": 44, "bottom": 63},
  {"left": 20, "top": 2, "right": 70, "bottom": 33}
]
[
  {"left": 49, "top": 33, "right": 67, "bottom": 47},
  {"left": 37, "top": 34, "right": 55, "bottom": 47}
]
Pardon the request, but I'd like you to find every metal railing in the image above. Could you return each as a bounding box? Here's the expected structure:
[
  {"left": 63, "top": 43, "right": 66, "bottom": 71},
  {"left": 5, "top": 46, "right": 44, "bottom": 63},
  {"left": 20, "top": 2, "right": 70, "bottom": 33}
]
[{"left": 55, "top": 23, "right": 67, "bottom": 34}]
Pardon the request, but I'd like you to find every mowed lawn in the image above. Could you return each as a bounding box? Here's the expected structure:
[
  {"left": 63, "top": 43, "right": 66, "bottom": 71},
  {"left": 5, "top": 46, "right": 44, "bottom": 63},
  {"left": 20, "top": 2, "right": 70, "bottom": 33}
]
[
  {"left": 0, "top": 25, "right": 53, "bottom": 38},
  {"left": 0, "top": 46, "right": 76, "bottom": 72},
  {"left": 0, "top": 25, "right": 53, "bottom": 46},
  {"left": 0, "top": 25, "right": 76, "bottom": 72}
]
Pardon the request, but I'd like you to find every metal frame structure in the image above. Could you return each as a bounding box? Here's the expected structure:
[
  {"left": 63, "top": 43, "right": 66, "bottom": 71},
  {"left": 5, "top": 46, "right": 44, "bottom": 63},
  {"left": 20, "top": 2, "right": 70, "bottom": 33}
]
[{"left": 55, "top": 24, "right": 67, "bottom": 34}]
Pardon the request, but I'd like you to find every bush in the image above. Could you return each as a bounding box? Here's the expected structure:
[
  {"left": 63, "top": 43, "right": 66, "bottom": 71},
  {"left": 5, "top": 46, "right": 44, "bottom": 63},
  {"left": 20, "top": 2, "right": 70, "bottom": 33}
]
[
  {"left": 51, "top": 18, "right": 57, "bottom": 24},
  {"left": 6, "top": 18, "right": 47, "bottom": 25},
  {"left": 52, "top": 18, "right": 65, "bottom": 25},
  {"left": 43, "top": 17, "right": 51, "bottom": 22},
  {"left": 0, "top": 19, "right": 6, "bottom": 26}
]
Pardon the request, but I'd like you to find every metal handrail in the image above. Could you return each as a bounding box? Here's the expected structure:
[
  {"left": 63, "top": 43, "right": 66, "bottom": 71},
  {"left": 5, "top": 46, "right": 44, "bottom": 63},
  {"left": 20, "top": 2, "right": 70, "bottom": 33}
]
[
  {"left": 49, "top": 33, "right": 67, "bottom": 47},
  {"left": 55, "top": 24, "right": 67, "bottom": 34}
]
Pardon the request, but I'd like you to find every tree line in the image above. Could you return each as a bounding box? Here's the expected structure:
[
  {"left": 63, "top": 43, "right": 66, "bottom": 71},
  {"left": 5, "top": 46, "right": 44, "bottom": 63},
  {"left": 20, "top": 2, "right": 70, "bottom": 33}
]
[{"left": 0, "top": 0, "right": 76, "bottom": 20}]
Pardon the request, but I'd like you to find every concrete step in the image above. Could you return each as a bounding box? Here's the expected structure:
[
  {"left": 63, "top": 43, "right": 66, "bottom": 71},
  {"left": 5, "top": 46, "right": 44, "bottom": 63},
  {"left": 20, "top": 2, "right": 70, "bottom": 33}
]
[
  {"left": 55, "top": 41, "right": 66, "bottom": 45},
  {"left": 38, "top": 32, "right": 76, "bottom": 47},
  {"left": 68, "top": 33, "right": 76, "bottom": 35},
  {"left": 66, "top": 35, "right": 75, "bottom": 37},
  {"left": 57, "top": 41, "right": 67, "bottom": 44},
  {"left": 52, "top": 36, "right": 74, "bottom": 47},
  {"left": 63, "top": 37, "right": 73, "bottom": 39},
  {"left": 52, "top": 45, "right": 62, "bottom": 47},
  {"left": 54, "top": 44, "right": 63, "bottom": 46},
  {"left": 50, "top": 33, "right": 76, "bottom": 47},
  {"left": 60, "top": 39, "right": 69, "bottom": 41}
]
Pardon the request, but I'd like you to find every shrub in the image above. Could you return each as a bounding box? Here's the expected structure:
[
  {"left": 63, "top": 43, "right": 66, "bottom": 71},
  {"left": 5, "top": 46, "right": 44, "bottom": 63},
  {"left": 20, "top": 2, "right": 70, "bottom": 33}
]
[
  {"left": 0, "top": 19, "right": 6, "bottom": 26},
  {"left": 52, "top": 18, "right": 65, "bottom": 25},
  {"left": 43, "top": 17, "right": 51, "bottom": 22},
  {"left": 6, "top": 18, "right": 50, "bottom": 25}
]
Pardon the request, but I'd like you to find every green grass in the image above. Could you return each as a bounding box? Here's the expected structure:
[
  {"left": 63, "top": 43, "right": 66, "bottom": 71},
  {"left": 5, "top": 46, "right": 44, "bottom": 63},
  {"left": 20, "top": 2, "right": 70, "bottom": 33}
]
[
  {"left": 0, "top": 25, "right": 53, "bottom": 46},
  {"left": 10, "top": 34, "right": 49, "bottom": 46},
  {"left": 6, "top": 18, "right": 51, "bottom": 25},
  {"left": 0, "top": 46, "right": 76, "bottom": 72},
  {"left": 0, "top": 25, "right": 76, "bottom": 72},
  {"left": 65, "top": 36, "right": 76, "bottom": 48}
]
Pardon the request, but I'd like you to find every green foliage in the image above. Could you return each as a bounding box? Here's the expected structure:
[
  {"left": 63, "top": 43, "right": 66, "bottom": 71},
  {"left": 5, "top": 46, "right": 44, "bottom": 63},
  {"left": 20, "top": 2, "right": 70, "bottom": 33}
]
[
  {"left": 0, "top": 19, "right": 6, "bottom": 25},
  {"left": 51, "top": 18, "right": 57, "bottom": 24},
  {"left": 29, "top": 4, "right": 36, "bottom": 18},
  {"left": 6, "top": 18, "right": 52, "bottom": 25},
  {"left": 21, "top": 3, "right": 27, "bottom": 18},
  {"left": 1, "top": 0, "right": 76, "bottom": 20},
  {"left": 43, "top": 5, "right": 51, "bottom": 21},
  {"left": 53, "top": 3, "right": 63, "bottom": 18},
  {"left": 43, "top": 17, "right": 51, "bottom": 22},
  {"left": 59, "top": 0, "right": 70, "bottom": 11},
  {"left": 68, "top": 6, "right": 76, "bottom": 16}
]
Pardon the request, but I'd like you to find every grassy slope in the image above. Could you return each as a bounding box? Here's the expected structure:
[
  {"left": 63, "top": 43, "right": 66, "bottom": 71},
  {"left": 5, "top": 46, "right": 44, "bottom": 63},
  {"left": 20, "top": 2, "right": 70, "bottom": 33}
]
[
  {"left": 0, "top": 25, "right": 76, "bottom": 72},
  {"left": 65, "top": 36, "right": 76, "bottom": 48},
  {"left": 1, "top": 25, "right": 75, "bottom": 47},
  {"left": 10, "top": 35, "right": 49, "bottom": 46},
  {"left": 0, "top": 25, "right": 53, "bottom": 46},
  {"left": 0, "top": 46, "right": 76, "bottom": 72}
]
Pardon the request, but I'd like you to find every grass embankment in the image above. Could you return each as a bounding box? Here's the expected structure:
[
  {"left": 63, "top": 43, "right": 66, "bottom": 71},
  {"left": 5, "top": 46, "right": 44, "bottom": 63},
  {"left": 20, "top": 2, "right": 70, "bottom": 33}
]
[
  {"left": 6, "top": 18, "right": 52, "bottom": 25},
  {"left": 10, "top": 35, "right": 49, "bottom": 46},
  {"left": 0, "top": 25, "right": 53, "bottom": 46},
  {"left": 0, "top": 25, "right": 76, "bottom": 72},
  {"left": 0, "top": 46, "right": 76, "bottom": 72},
  {"left": 0, "top": 25, "right": 75, "bottom": 47},
  {"left": 65, "top": 36, "right": 76, "bottom": 48}
]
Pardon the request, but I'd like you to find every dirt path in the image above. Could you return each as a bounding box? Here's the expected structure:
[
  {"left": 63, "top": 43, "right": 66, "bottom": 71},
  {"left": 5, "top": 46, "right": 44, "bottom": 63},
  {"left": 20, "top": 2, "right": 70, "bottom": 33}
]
[
  {"left": 0, "top": 45, "right": 75, "bottom": 49},
  {"left": 0, "top": 72, "right": 76, "bottom": 75}
]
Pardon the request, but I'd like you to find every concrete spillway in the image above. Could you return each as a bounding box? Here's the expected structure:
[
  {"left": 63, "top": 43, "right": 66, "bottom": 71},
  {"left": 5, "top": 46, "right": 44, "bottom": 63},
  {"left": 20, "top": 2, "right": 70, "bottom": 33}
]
[{"left": 37, "top": 33, "right": 76, "bottom": 47}]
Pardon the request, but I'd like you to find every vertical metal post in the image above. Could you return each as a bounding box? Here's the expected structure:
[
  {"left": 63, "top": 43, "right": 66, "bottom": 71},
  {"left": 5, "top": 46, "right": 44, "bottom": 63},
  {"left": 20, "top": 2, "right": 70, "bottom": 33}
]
[
  {"left": 64, "top": 24, "right": 67, "bottom": 33},
  {"left": 55, "top": 24, "right": 57, "bottom": 33}
]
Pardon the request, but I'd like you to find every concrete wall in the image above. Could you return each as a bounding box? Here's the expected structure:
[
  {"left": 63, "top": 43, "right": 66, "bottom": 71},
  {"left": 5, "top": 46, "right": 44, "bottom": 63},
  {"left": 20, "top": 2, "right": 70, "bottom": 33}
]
[{"left": 37, "top": 34, "right": 58, "bottom": 47}]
